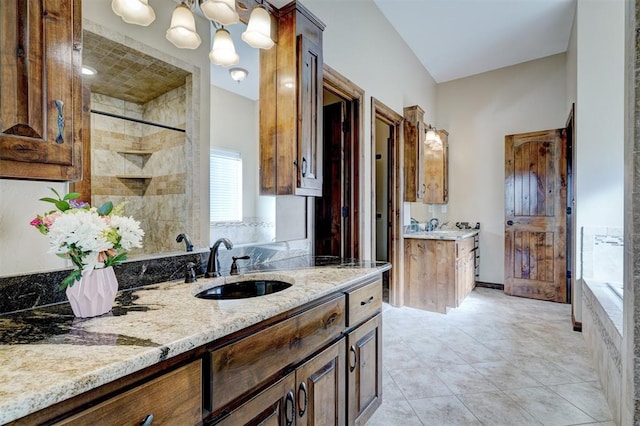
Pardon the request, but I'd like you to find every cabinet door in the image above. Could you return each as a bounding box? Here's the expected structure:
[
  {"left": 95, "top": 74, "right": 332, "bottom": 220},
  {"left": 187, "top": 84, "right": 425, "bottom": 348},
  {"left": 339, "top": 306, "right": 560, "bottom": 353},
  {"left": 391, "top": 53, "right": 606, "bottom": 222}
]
[
  {"left": 216, "top": 374, "right": 297, "bottom": 426},
  {"left": 403, "top": 105, "right": 425, "bottom": 202},
  {"left": 0, "top": 0, "right": 82, "bottom": 180},
  {"left": 296, "top": 34, "right": 323, "bottom": 196},
  {"left": 295, "top": 340, "right": 346, "bottom": 426},
  {"left": 347, "top": 314, "right": 382, "bottom": 426}
]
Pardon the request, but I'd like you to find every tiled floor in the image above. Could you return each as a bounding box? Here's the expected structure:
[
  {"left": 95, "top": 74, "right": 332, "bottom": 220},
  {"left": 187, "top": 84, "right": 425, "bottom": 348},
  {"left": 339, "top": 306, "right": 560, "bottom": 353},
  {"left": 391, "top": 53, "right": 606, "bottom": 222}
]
[{"left": 367, "top": 287, "right": 614, "bottom": 426}]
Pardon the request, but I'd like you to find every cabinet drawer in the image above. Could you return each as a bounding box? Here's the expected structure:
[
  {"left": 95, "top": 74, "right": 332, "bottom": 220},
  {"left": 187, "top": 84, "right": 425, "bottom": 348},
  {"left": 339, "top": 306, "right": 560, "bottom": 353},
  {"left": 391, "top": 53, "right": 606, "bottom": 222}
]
[
  {"left": 456, "top": 237, "right": 475, "bottom": 259},
  {"left": 346, "top": 279, "right": 382, "bottom": 327},
  {"left": 210, "top": 296, "right": 346, "bottom": 412},
  {"left": 56, "top": 360, "right": 202, "bottom": 425}
]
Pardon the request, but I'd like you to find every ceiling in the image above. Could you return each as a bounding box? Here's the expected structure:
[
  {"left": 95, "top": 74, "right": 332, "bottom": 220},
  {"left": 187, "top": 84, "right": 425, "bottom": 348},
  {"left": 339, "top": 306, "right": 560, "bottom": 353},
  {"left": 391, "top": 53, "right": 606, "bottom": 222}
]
[
  {"left": 83, "top": 31, "right": 190, "bottom": 104},
  {"left": 372, "top": 0, "right": 576, "bottom": 83}
]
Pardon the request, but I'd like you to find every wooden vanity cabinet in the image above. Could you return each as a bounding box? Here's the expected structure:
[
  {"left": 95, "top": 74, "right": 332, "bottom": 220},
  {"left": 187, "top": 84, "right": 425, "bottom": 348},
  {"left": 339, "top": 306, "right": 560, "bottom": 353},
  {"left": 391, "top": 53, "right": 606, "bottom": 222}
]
[
  {"left": 404, "top": 236, "right": 475, "bottom": 313},
  {"left": 0, "top": 0, "right": 83, "bottom": 181},
  {"left": 260, "top": 2, "right": 325, "bottom": 197}
]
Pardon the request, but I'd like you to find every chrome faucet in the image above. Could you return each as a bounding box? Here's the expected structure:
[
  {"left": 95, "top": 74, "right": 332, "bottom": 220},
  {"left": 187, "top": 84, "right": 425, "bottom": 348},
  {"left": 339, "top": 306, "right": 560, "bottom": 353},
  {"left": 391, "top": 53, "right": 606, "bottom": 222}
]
[
  {"left": 205, "top": 238, "right": 233, "bottom": 278},
  {"left": 427, "top": 217, "right": 439, "bottom": 232}
]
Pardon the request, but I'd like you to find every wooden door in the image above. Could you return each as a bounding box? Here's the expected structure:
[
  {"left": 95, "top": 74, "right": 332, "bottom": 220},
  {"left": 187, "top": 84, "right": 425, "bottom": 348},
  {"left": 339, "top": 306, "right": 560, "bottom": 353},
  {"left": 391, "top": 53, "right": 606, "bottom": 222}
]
[
  {"left": 347, "top": 314, "right": 382, "bottom": 426},
  {"left": 505, "top": 129, "right": 567, "bottom": 302},
  {"left": 216, "top": 374, "right": 296, "bottom": 426},
  {"left": 295, "top": 340, "right": 346, "bottom": 425},
  {"left": 315, "top": 101, "right": 345, "bottom": 256}
]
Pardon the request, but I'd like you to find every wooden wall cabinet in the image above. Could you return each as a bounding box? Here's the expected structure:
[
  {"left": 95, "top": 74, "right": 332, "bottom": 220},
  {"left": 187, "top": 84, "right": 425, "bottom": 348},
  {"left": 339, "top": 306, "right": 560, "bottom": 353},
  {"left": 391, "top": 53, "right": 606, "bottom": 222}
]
[
  {"left": 403, "top": 106, "right": 448, "bottom": 204},
  {"left": 260, "top": 2, "right": 325, "bottom": 197},
  {"left": 0, "top": 0, "right": 83, "bottom": 181},
  {"left": 404, "top": 236, "right": 475, "bottom": 313}
]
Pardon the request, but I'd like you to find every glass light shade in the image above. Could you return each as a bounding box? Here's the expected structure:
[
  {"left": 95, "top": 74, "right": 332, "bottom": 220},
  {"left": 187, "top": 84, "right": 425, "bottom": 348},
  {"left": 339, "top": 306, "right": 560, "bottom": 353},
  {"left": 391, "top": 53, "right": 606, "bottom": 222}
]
[
  {"left": 425, "top": 128, "right": 437, "bottom": 142},
  {"left": 166, "top": 3, "right": 202, "bottom": 49},
  {"left": 200, "top": 0, "right": 239, "bottom": 26},
  {"left": 209, "top": 28, "right": 239, "bottom": 66},
  {"left": 241, "top": 6, "right": 274, "bottom": 49},
  {"left": 229, "top": 67, "right": 248, "bottom": 81},
  {"left": 112, "top": 0, "right": 155, "bottom": 26}
]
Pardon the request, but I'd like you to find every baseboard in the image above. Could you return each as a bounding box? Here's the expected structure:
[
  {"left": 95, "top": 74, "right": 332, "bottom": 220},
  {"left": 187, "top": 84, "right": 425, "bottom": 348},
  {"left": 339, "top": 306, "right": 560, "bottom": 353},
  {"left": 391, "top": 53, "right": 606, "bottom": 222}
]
[
  {"left": 475, "top": 281, "right": 504, "bottom": 290},
  {"left": 572, "top": 311, "right": 583, "bottom": 332}
]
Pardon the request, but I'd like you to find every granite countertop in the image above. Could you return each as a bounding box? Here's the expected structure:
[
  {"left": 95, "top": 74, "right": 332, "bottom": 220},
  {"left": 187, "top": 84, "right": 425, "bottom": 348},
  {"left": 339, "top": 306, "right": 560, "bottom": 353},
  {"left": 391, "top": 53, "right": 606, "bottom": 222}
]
[
  {"left": 0, "top": 256, "right": 390, "bottom": 424},
  {"left": 403, "top": 229, "right": 479, "bottom": 240}
]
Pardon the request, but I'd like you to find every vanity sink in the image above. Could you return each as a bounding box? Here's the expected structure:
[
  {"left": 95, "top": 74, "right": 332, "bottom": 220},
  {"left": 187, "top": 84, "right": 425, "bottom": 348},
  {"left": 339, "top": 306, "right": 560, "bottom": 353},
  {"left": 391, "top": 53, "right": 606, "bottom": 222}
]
[{"left": 195, "top": 280, "right": 292, "bottom": 300}]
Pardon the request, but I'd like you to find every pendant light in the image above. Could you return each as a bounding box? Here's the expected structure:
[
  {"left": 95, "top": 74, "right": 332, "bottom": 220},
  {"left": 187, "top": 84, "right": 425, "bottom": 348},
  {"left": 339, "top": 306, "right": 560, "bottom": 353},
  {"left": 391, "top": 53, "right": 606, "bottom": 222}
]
[
  {"left": 209, "top": 28, "right": 239, "bottom": 66},
  {"left": 200, "top": 0, "right": 239, "bottom": 26},
  {"left": 425, "top": 125, "right": 443, "bottom": 149},
  {"left": 112, "top": 0, "right": 155, "bottom": 26},
  {"left": 241, "top": 5, "right": 274, "bottom": 49},
  {"left": 166, "top": 1, "right": 202, "bottom": 49}
]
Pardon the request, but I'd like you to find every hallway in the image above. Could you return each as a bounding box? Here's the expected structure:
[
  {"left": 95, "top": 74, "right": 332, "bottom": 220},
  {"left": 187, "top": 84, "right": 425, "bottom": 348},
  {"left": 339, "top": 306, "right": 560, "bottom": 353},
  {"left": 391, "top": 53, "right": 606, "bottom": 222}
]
[{"left": 368, "top": 288, "right": 613, "bottom": 425}]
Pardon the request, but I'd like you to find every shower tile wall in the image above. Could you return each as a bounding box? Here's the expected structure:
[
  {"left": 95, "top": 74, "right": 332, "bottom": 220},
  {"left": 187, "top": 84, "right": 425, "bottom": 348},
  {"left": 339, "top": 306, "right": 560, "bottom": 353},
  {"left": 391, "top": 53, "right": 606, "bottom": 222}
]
[{"left": 91, "top": 86, "right": 187, "bottom": 255}]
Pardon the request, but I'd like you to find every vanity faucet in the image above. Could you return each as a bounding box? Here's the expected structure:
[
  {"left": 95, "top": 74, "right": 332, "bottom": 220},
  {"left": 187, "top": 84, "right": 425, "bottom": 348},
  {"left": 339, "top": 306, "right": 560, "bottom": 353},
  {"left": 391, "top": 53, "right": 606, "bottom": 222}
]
[{"left": 205, "top": 238, "right": 233, "bottom": 278}]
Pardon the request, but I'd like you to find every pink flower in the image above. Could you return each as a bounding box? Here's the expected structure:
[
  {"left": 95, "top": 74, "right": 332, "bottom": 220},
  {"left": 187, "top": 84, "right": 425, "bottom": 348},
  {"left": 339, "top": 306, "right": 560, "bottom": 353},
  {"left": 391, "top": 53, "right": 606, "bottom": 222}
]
[
  {"left": 42, "top": 211, "right": 62, "bottom": 228},
  {"left": 30, "top": 217, "right": 43, "bottom": 227}
]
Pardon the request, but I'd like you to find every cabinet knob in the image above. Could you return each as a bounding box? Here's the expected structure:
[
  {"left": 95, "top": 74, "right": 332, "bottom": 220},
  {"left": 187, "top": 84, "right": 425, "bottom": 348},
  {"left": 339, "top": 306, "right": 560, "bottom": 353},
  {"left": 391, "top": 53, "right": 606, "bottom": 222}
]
[
  {"left": 298, "top": 381, "right": 308, "bottom": 417},
  {"left": 140, "top": 414, "right": 154, "bottom": 425},
  {"left": 285, "top": 390, "right": 295, "bottom": 426}
]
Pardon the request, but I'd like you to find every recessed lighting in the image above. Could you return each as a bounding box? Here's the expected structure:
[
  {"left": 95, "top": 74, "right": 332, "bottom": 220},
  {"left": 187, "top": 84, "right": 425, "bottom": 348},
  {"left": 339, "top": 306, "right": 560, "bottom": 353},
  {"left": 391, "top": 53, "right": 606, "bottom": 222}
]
[{"left": 82, "top": 65, "right": 97, "bottom": 76}]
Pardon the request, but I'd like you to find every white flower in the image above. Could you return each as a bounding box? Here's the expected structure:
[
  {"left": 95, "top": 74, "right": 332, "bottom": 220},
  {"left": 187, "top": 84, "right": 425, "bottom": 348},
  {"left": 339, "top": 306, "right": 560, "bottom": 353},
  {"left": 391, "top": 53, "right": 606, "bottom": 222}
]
[{"left": 110, "top": 215, "right": 144, "bottom": 250}]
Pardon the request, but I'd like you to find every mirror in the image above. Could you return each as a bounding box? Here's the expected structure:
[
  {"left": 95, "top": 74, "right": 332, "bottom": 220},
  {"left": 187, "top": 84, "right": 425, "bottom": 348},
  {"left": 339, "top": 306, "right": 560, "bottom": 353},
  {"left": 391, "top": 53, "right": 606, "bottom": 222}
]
[{"left": 80, "top": 19, "right": 275, "bottom": 259}]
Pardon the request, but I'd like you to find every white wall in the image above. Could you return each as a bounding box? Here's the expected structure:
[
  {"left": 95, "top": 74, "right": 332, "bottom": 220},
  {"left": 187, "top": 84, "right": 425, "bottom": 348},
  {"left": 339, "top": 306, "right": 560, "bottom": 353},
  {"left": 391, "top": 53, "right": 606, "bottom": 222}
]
[
  {"left": 437, "top": 54, "right": 568, "bottom": 284},
  {"left": 302, "top": 0, "right": 438, "bottom": 259},
  {"left": 575, "top": 0, "right": 624, "bottom": 231},
  {"left": 0, "top": 0, "right": 211, "bottom": 276}
]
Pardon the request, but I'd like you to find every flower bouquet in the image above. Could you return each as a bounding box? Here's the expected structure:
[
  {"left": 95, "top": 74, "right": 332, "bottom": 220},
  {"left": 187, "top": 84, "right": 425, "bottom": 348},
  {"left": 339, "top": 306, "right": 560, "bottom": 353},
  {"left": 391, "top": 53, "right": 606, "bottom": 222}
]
[{"left": 30, "top": 188, "right": 144, "bottom": 317}]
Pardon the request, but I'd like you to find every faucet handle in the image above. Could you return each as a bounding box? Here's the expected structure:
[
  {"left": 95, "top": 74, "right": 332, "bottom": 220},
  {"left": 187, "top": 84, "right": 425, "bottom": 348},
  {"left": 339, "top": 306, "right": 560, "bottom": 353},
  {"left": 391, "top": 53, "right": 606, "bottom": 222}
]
[
  {"left": 230, "top": 255, "right": 250, "bottom": 275},
  {"left": 185, "top": 262, "right": 197, "bottom": 283}
]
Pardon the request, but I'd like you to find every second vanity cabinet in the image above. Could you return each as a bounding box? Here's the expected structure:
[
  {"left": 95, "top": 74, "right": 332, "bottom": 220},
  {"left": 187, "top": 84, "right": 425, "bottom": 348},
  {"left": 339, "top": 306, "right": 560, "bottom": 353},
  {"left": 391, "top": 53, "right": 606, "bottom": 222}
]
[
  {"left": 405, "top": 236, "right": 475, "bottom": 313},
  {"left": 260, "top": 2, "right": 325, "bottom": 197},
  {"left": 0, "top": 0, "right": 83, "bottom": 181}
]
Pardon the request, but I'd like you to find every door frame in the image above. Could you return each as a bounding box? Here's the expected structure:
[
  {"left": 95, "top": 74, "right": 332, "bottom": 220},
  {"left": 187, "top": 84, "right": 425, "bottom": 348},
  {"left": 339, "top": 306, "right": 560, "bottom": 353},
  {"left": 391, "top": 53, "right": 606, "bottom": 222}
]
[
  {"left": 371, "top": 98, "right": 403, "bottom": 306},
  {"left": 322, "top": 64, "right": 364, "bottom": 259}
]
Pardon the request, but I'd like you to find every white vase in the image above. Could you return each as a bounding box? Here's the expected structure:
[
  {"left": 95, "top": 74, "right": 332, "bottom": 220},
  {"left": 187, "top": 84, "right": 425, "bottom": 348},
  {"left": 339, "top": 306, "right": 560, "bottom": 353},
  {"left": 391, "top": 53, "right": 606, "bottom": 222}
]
[{"left": 65, "top": 266, "right": 119, "bottom": 318}]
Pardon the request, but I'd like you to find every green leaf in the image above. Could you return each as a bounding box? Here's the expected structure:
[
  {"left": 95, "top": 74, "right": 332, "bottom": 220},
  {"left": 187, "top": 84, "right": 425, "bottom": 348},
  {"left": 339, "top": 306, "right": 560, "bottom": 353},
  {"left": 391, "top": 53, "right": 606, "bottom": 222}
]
[
  {"left": 63, "top": 192, "right": 81, "bottom": 201},
  {"left": 49, "top": 187, "right": 61, "bottom": 199},
  {"left": 97, "top": 201, "right": 113, "bottom": 216},
  {"left": 60, "top": 270, "right": 82, "bottom": 290},
  {"left": 55, "top": 200, "right": 70, "bottom": 211},
  {"left": 39, "top": 197, "right": 59, "bottom": 204},
  {"left": 105, "top": 252, "right": 127, "bottom": 267}
]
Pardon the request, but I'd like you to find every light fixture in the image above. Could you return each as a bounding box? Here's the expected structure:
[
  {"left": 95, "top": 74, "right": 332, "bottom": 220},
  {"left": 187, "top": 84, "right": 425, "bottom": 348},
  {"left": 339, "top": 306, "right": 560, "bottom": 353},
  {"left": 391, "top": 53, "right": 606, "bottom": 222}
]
[
  {"left": 81, "top": 65, "right": 97, "bottom": 76},
  {"left": 229, "top": 67, "right": 248, "bottom": 82},
  {"left": 242, "top": 5, "right": 274, "bottom": 49},
  {"left": 200, "top": 0, "right": 239, "bottom": 26},
  {"left": 209, "top": 28, "right": 239, "bottom": 66},
  {"left": 166, "top": 1, "right": 202, "bottom": 49},
  {"left": 425, "top": 125, "right": 443, "bottom": 149},
  {"left": 111, "top": 0, "right": 155, "bottom": 26}
]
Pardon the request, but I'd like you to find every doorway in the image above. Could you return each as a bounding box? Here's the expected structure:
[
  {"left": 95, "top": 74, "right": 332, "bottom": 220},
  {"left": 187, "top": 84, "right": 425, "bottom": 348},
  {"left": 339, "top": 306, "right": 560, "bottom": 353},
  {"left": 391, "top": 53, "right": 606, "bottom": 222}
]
[
  {"left": 371, "top": 98, "right": 403, "bottom": 305},
  {"left": 314, "top": 65, "right": 363, "bottom": 259}
]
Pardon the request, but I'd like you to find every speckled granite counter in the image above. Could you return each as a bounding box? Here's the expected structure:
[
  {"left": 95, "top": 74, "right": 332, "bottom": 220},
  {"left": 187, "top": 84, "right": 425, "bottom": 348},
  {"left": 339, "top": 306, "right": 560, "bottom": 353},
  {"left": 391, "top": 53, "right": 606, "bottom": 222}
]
[
  {"left": 0, "top": 256, "right": 390, "bottom": 424},
  {"left": 403, "top": 229, "right": 478, "bottom": 240}
]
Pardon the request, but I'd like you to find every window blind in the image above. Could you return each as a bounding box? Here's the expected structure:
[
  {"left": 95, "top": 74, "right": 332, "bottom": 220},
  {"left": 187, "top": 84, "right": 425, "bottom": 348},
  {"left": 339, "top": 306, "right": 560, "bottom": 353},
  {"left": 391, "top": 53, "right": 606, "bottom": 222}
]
[{"left": 210, "top": 149, "right": 242, "bottom": 222}]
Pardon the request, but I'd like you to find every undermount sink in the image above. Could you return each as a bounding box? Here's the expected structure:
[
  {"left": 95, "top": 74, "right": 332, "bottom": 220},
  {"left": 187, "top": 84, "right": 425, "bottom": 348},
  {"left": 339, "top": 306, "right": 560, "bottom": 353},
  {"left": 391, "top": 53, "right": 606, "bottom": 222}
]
[{"left": 195, "top": 280, "right": 292, "bottom": 300}]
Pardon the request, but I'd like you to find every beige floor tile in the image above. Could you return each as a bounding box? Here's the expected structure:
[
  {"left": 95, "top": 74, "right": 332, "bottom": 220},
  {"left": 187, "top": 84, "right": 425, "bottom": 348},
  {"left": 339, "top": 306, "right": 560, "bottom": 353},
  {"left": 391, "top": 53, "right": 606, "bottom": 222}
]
[
  {"left": 432, "top": 364, "right": 499, "bottom": 394},
  {"left": 389, "top": 367, "right": 452, "bottom": 400},
  {"left": 383, "top": 344, "right": 424, "bottom": 372},
  {"left": 365, "top": 399, "right": 423, "bottom": 426},
  {"left": 408, "top": 396, "right": 481, "bottom": 425},
  {"left": 457, "top": 391, "right": 542, "bottom": 425},
  {"left": 382, "top": 367, "right": 407, "bottom": 402},
  {"left": 509, "top": 386, "right": 597, "bottom": 425},
  {"left": 471, "top": 360, "right": 543, "bottom": 389},
  {"left": 507, "top": 355, "right": 584, "bottom": 386},
  {"left": 549, "top": 381, "right": 613, "bottom": 422}
]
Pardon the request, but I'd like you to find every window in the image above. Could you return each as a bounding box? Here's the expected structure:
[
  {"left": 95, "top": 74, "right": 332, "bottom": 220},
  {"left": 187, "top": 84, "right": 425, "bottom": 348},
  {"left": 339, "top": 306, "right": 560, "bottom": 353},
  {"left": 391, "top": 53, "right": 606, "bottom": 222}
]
[{"left": 210, "top": 149, "right": 242, "bottom": 222}]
